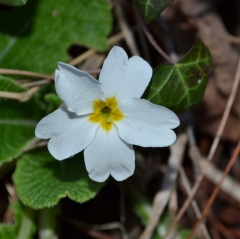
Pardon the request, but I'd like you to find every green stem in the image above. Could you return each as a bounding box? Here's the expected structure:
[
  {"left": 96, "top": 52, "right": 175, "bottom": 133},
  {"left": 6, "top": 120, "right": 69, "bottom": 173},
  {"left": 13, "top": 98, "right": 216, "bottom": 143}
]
[{"left": 38, "top": 207, "right": 58, "bottom": 239}]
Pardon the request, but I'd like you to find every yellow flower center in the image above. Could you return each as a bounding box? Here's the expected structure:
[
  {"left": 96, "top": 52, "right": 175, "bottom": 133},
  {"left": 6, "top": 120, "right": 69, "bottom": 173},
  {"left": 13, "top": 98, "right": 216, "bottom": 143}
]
[{"left": 89, "top": 97, "right": 124, "bottom": 132}]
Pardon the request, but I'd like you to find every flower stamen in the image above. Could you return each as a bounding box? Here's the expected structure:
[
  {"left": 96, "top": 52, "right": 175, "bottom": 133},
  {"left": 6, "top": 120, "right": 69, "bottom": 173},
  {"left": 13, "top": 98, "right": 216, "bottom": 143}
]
[{"left": 89, "top": 97, "right": 124, "bottom": 131}]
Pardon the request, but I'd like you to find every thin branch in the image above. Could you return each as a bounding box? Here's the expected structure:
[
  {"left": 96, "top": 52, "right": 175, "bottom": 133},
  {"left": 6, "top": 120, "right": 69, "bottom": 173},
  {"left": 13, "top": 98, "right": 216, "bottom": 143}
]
[
  {"left": 137, "top": 11, "right": 176, "bottom": 64},
  {"left": 187, "top": 140, "right": 240, "bottom": 239},
  {"left": 115, "top": 3, "right": 140, "bottom": 55},
  {"left": 22, "top": 79, "right": 53, "bottom": 88},
  {"left": 208, "top": 61, "right": 240, "bottom": 160},
  {"left": 86, "top": 69, "right": 101, "bottom": 74},
  {"left": 0, "top": 91, "right": 22, "bottom": 100},
  {"left": 162, "top": 55, "right": 240, "bottom": 239},
  {"left": 69, "top": 49, "right": 96, "bottom": 66},
  {"left": 133, "top": 3, "right": 151, "bottom": 63},
  {"left": 1, "top": 32, "right": 124, "bottom": 98},
  {"left": 228, "top": 34, "right": 240, "bottom": 44},
  {"left": 0, "top": 69, "right": 50, "bottom": 78},
  {"left": 69, "top": 32, "right": 124, "bottom": 66},
  {"left": 188, "top": 117, "right": 240, "bottom": 211},
  {"left": 62, "top": 216, "right": 126, "bottom": 239},
  {"left": 209, "top": 215, "right": 236, "bottom": 239},
  {"left": 107, "top": 32, "right": 124, "bottom": 46},
  {"left": 199, "top": 154, "right": 240, "bottom": 202},
  {"left": 91, "top": 222, "right": 129, "bottom": 239},
  {"left": 179, "top": 167, "right": 211, "bottom": 239},
  {"left": 22, "top": 69, "right": 102, "bottom": 87},
  {"left": 138, "top": 133, "right": 188, "bottom": 239},
  {"left": 0, "top": 86, "right": 40, "bottom": 101}
]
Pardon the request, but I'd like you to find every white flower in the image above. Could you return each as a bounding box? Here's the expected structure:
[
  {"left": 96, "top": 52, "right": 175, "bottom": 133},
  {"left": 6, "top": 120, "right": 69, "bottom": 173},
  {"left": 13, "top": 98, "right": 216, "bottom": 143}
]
[{"left": 35, "top": 46, "right": 180, "bottom": 182}]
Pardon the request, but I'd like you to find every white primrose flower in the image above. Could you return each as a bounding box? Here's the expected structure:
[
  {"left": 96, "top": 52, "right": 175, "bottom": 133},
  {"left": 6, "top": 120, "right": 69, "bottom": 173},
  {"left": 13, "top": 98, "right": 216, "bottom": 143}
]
[{"left": 35, "top": 46, "right": 180, "bottom": 182}]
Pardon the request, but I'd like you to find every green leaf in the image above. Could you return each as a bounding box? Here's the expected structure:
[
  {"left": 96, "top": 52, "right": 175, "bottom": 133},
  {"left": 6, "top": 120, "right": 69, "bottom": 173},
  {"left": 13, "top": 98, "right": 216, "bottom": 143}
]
[
  {"left": 134, "top": 0, "right": 173, "bottom": 23},
  {"left": 13, "top": 151, "right": 104, "bottom": 209},
  {"left": 0, "top": 100, "right": 40, "bottom": 165},
  {"left": 0, "top": 0, "right": 27, "bottom": 6},
  {"left": 0, "top": 0, "right": 112, "bottom": 73},
  {"left": 0, "top": 76, "right": 44, "bottom": 164},
  {"left": 143, "top": 39, "right": 212, "bottom": 112},
  {"left": 44, "top": 93, "right": 62, "bottom": 112},
  {"left": 0, "top": 202, "right": 36, "bottom": 239},
  {"left": 0, "top": 75, "right": 26, "bottom": 93}
]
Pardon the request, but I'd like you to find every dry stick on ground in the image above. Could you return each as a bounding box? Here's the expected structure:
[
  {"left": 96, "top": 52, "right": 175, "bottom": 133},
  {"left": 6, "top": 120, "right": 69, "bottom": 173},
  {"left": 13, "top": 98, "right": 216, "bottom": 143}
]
[
  {"left": 21, "top": 69, "right": 102, "bottom": 88},
  {"left": 0, "top": 32, "right": 124, "bottom": 100},
  {"left": 209, "top": 215, "right": 236, "bottom": 239},
  {"left": 228, "top": 34, "right": 240, "bottom": 44},
  {"left": 199, "top": 155, "right": 240, "bottom": 202},
  {"left": 187, "top": 140, "right": 240, "bottom": 239},
  {"left": 162, "top": 56, "right": 240, "bottom": 239},
  {"left": 69, "top": 32, "right": 124, "bottom": 66},
  {"left": 62, "top": 216, "right": 126, "bottom": 239},
  {"left": 26, "top": 33, "right": 124, "bottom": 88},
  {"left": 188, "top": 125, "right": 240, "bottom": 206},
  {"left": 115, "top": 3, "right": 140, "bottom": 55},
  {"left": 133, "top": 4, "right": 151, "bottom": 64},
  {"left": 0, "top": 86, "right": 40, "bottom": 101},
  {"left": 0, "top": 69, "right": 50, "bottom": 78},
  {"left": 138, "top": 133, "right": 188, "bottom": 239},
  {"left": 22, "top": 32, "right": 124, "bottom": 88},
  {"left": 91, "top": 222, "right": 129, "bottom": 239},
  {"left": 179, "top": 167, "right": 211, "bottom": 239}
]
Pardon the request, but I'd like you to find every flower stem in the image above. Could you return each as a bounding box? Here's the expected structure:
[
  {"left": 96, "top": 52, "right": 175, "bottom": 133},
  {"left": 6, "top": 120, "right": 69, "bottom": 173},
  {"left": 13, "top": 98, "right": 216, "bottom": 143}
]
[{"left": 38, "top": 207, "right": 59, "bottom": 239}]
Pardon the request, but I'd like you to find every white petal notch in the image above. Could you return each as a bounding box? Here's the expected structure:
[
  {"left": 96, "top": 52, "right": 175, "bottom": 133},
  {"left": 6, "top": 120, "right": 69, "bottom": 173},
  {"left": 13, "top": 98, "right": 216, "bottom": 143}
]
[
  {"left": 35, "top": 46, "right": 180, "bottom": 182},
  {"left": 84, "top": 127, "right": 135, "bottom": 182},
  {"left": 56, "top": 63, "right": 103, "bottom": 115},
  {"left": 99, "top": 46, "right": 153, "bottom": 101}
]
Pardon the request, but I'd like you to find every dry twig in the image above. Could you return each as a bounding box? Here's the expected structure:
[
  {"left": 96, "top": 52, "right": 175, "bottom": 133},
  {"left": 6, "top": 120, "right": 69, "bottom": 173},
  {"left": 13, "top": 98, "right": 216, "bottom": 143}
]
[
  {"left": 163, "top": 55, "right": 240, "bottom": 239},
  {"left": 139, "top": 133, "right": 188, "bottom": 239},
  {"left": 228, "top": 34, "right": 240, "bottom": 44},
  {"left": 62, "top": 216, "right": 127, "bottom": 239},
  {"left": 115, "top": 3, "right": 139, "bottom": 55},
  {"left": 209, "top": 215, "right": 236, "bottom": 239},
  {"left": 0, "top": 69, "right": 50, "bottom": 78},
  {"left": 0, "top": 32, "right": 124, "bottom": 100},
  {"left": 179, "top": 167, "right": 211, "bottom": 239},
  {"left": 187, "top": 140, "right": 240, "bottom": 239},
  {"left": 0, "top": 86, "right": 40, "bottom": 101}
]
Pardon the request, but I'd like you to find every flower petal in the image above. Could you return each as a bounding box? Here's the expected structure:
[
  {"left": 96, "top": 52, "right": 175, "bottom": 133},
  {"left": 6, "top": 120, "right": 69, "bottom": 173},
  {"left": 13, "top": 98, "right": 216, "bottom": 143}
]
[
  {"left": 115, "top": 99, "right": 180, "bottom": 147},
  {"left": 35, "top": 107, "right": 98, "bottom": 160},
  {"left": 84, "top": 127, "right": 135, "bottom": 182},
  {"left": 99, "top": 46, "right": 152, "bottom": 101},
  {"left": 55, "top": 62, "right": 103, "bottom": 115}
]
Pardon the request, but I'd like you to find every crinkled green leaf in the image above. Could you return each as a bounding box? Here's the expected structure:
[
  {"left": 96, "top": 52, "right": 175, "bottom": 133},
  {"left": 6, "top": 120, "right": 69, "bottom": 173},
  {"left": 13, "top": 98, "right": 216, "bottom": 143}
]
[
  {"left": 0, "top": 0, "right": 112, "bottom": 73},
  {"left": 0, "top": 100, "right": 42, "bottom": 165},
  {"left": 13, "top": 151, "right": 104, "bottom": 209},
  {"left": 0, "top": 0, "right": 27, "bottom": 6},
  {"left": 0, "top": 202, "right": 36, "bottom": 239},
  {"left": 135, "top": 0, "right": 173, "bottom": 23},
  {"left": 0, "top": 75, "right": 26, "bottom": 93},
  {"left": 0, "top": 76, "right": 42, "bottom": 165},
  {"left": 144, "top": 39, "right": 212, "bottom": 112}
]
